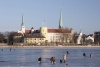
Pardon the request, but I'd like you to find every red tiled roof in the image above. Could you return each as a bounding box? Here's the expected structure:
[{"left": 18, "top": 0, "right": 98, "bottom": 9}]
[
  {"left": 25, "top": 30, "right": 31, "bottom": 34},
  {"left": 48, "top": 28, "right": 71, "bottom": 33}
]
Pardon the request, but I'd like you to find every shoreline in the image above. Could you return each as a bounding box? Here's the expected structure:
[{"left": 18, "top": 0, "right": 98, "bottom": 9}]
[{"left": 0, "top": 45, "right": 100, "bottom": 48}]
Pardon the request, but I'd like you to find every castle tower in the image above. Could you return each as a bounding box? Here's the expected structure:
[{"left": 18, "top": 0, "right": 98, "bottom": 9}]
[
  {"left": 21, "top": 13, "right": 25, "bottom": 33},
  {"left": 59, "top": 8, "right": 63, "bottom": 28},
  {"left": 40, "top": 27, "right": 48, "bottom": 41}
]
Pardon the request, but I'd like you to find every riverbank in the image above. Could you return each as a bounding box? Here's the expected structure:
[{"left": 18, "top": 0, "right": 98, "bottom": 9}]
[{"left": 0, "top": 45, "right": 100, "bottom": 48}]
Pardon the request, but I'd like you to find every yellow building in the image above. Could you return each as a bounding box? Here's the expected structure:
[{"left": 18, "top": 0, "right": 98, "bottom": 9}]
[{"left": 24, "top": 36, "right": 45, "bottom": 44}]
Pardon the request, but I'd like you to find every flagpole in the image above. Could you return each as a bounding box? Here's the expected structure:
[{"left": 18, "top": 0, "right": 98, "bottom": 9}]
[{"left": 42, "top": 20, "right": 45, "bottom": 27}]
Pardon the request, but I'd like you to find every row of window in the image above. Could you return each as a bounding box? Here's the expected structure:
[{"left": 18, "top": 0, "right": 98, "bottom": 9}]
[
  {"left": 49, "top": 34, "right": 60, "bottom": 35},
  {"left": 25, "top": 41, "right": 42, "bottom": 43},
  {"left": 25, "top": 38, "right": 44, "bottom": 40}
]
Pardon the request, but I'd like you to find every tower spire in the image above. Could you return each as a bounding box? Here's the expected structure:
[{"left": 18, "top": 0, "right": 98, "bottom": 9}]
[
  {"left": 21, "top": 13, "right": 25, "bottom": 33},
  {"left": 21, "top": 13, "right": 24, "bottom": 26},
  {"left": 59, "top": 8, "right": 63, "bottom": 28}
]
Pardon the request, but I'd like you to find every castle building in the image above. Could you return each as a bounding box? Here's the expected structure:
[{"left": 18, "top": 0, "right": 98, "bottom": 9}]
[{"left": 14, "top": 10, "right": 74, "bottom": 45}]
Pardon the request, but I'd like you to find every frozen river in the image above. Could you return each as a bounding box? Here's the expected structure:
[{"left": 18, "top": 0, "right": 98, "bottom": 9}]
[{"left": 0, "top": 47, "right": 100, "bottom": 67}]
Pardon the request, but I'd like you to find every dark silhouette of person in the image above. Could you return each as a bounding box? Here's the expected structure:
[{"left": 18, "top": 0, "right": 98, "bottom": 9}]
[
  {"left": 10, "top": 48, "right": 11, "bottom": 51},
  {"left": 53, "top": 57, "right": 55, "bottom": 64},
  {"left": 1, "top": 49, "right": 3, "bottom": 51},
  {"left": 50, "top": 57, "right": 55, "bottom": 64},
  {"left": 90, "top": 53, "right": 92, "bottom": 58},
  {"left": 14, "top": 49, "right": 15, "bottom": 51},
  {"left": 60, "top": 59, "right": 62, "bottom": 63},
  {"left": 67, "top": 51, "right": 69, "bottom": 55},
  {"left": 38, "top": 57, "right": 42, "bottom": 63},
  {"left": 50, "top": 57, "right": 53, "bottom": 64},
  {"left": 83, "top": 53, "right": 86, "bottom": 58}
]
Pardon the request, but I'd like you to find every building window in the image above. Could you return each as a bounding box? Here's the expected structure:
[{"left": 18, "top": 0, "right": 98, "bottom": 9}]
[
  {"left": 30, "top": 41, "right": 32, "bottom": 43},
  {"left": 34, "top": 38, "right": 36, "bottom": 40},
  {"left": 40, "top": 38, "right": 41, "bottom": 40}
]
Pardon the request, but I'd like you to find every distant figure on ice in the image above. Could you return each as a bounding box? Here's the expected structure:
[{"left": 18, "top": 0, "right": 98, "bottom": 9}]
[
  {"left": 50, "top": 57, "right": 53, "bottom": 64},
  {"left": 1, "top": 49, "right": 3, "bottom": 51},
  {"left": 63, "top": 54, "right": 66, "bottom": 63},
  {"left": 10, "top": 48, "right": 11, "bottom": 51},
  {"left": 50, "top": 57, "right": 55, "bottom": 64},
  {"left": 60, "top": 59, "right": 62, "bottom": 63},
  {"left": 67, "top": 51, "right": 69, "bottom": 55},
  {"left": 38, "top": 57, "right": 42, "bottom": 63},
  {"left": 53, "top": 57, "right": 55, "bottom": 63},
  {"left": 83, "top": 53, "right": 86, "bottom": 58},
  {"left": 90, "top": 53, "right": 92, "bottom": 58},
  {"left": 14, "top": 49, "right": 15, "bottom": 51}
]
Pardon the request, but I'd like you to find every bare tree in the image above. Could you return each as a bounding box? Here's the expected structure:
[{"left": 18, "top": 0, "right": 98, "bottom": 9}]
[
  {"left": 8, "top": 32, "right": 15, "bottom": 45},
  {"left": 59, "top": 28, "right": 71, "bottom": 45},
  {"left": 72, "top": 32, "right": 78, "bottom": 44},
  {"left": 0, "top": 32, "right": 5, "bottom": 43}
]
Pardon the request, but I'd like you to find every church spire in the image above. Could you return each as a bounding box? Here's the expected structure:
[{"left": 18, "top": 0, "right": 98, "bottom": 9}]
[
  {"left": 21, "top": 13, "right": 24, "bottom": 26},
  {"left": 21, "top": 13, "right": 25, "bottom": 33},
  {"left": 59, "top": 8, "right": 63, "bottom": 28}
]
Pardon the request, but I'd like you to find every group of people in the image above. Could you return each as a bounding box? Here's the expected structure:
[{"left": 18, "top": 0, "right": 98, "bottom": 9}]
[
  {"left": 38, "top": 51, "right": 93, "bottom": 64},
  {"left": 1, "top": 48, "right": 15, "bottom": 51},
  {"left": 38, "top": 53, "right": 68, "bottom": 64},
  {"left": 83, "top": 53, "right": 93, "bottom": 58},
  {"left": 50, "top": 57, "right": 56, "bottom": 64}
]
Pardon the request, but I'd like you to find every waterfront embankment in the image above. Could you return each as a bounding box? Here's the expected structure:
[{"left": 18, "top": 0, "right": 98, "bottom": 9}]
[
  {"left": 0, "top": 43, "right": 100, "bottom": 48},
  {"left": 0, "top": 45, "right": 100, "bottom": 48}
]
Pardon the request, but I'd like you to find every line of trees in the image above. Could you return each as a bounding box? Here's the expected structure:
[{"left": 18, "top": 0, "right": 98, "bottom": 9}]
[
  {"left": 0, "top": 31, "right": 15, "bottom": 45},
  {"left": 0, "top": 30, "right": 97, "bottom": 46}
]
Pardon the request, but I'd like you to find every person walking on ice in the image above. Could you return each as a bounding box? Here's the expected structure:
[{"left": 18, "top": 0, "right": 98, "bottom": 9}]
[
  {"left": 63, "top": 54, "right": 66, "bottom": 63},
  {"left": 90, "top": 53, "right": 92, "bottom": 58},
  {"left": 67, "top": 51, "right": 69, "bottom": 55},
  {"left": 83, "top": 53, "right": 86, "bottom": 59}
]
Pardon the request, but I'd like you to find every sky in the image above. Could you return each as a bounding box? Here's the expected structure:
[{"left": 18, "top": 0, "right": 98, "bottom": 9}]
[{"left": 0, "top": 0, "right": 100, "bottom": 34}]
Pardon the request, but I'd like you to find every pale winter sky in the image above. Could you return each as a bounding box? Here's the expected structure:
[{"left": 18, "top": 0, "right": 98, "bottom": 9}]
[{"left": 0, "top": 0, "right": 100, "bottom": 34}]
